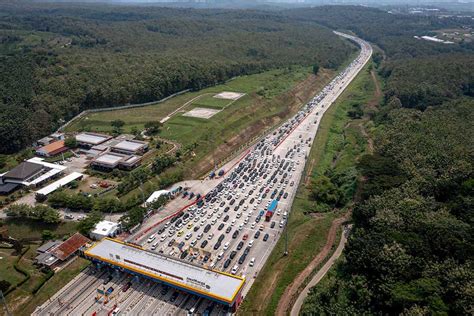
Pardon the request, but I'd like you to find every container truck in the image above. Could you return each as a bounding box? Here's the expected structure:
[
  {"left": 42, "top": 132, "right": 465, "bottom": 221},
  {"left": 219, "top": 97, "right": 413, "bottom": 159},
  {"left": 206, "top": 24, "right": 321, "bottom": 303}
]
[{"left": 265, "top": 199, "right": 278, "bottom": 221}]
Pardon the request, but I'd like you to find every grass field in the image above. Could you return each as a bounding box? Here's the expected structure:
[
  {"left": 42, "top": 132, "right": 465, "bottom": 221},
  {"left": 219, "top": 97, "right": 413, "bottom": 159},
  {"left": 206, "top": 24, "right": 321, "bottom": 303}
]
[
  {"left": 238, "top": 63, "right": 376, "bottom": 315},
  {"left": 67, "top": 65, "right": 313, "bottom": 134},
  {"left": 190, "top": 94, "right": 234, "bottom": 109},
  {"left": 4, "top": 218, "right": 78, "bottom": 240},
  {"left": 0, "top": 248, "right": 25, "bottom": 286}
]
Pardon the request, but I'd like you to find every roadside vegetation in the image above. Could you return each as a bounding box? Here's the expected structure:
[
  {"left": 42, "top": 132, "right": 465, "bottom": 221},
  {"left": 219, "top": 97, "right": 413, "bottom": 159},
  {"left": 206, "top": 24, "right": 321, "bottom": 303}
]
[
  {"left": 239, "top": 61, "right": 378, "bottom": 315},
  {"left": 300, "top": 7, "right": 473, "bottom": 315}
]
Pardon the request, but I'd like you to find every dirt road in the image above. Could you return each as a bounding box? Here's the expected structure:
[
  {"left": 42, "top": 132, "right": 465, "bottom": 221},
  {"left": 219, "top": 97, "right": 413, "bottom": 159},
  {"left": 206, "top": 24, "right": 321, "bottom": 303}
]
[
  {"left": 290, "top": 225, "right": 352, "bottom": 316},
  {"left": 275, "top": 213, "right": 350, "bottom": 316}
]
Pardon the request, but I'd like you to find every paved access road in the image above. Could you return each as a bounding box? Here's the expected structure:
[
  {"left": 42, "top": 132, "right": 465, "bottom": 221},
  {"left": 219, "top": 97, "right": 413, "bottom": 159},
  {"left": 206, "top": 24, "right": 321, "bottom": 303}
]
[{"left": 33, "top": 32, "right": 371, "bottom": 316}]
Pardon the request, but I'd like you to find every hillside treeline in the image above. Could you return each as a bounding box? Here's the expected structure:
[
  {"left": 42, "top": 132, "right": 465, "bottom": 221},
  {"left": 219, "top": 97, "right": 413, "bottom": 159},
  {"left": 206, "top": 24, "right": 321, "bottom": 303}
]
[
  {"left": 298, "top": 6, "right": 474, "bottom": 316},
  {"left": 0, "top": 3, "right": 354, "bottom": 153},
  {"left": 303, "top": 98, "right": 473, "bottom": 315},
  {"left": 289, "top": 5, "right": 474, "bottom": 59}
]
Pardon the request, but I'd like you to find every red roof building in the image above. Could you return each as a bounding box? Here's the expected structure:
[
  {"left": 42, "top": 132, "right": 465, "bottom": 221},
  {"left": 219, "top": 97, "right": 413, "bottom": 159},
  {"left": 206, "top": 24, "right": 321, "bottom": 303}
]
[
  {"left": 36, "top": 140, "right": 68, "bottom": 157},
  {"left": 51, "top": 233, "right": 91, "bottom": 261}
]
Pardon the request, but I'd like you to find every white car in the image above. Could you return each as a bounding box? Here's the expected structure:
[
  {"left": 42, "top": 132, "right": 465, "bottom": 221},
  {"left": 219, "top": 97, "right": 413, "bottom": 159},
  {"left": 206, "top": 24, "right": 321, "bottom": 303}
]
[
  {"left": 249, "top": 257, "right": 256, "bottom": 267},
  {"left": 185, "top": 233, "right": 192, "bottom": 240},
  {"left": 147, "top": 234, "right": 156, "bottom": 243},
  {"left": 231, "top": 265, "right": 239, "bottom": 275}
]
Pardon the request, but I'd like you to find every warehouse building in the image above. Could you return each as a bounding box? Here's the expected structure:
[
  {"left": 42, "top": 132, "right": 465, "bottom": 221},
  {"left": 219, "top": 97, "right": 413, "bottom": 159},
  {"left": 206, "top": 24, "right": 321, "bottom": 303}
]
[
  {"left": 76, "top": 132, "right": 112, "bottom": 148},
  {"left": 36, "top": 233, "right": 91, "bottom": 268},
  {"left": 36, "top": 133, "right": 65, "bottom": 147},
  {"left": 0, "top": 158, "right": 66, "bottom": 194},
  {"left": 90, "top": 152, "right": 141, "bottom": 171},
  {"left": 112, "top": 139, "right": 149, "bottom": 155},
  {"left": 35, "top": 172, "right": 84, "bottom": 197},
  {"left": 35, "top": 140, "right": 69, "bottom": 157},
  {"left": 84, "top": 238, "right": 245, "bottom": 310}
]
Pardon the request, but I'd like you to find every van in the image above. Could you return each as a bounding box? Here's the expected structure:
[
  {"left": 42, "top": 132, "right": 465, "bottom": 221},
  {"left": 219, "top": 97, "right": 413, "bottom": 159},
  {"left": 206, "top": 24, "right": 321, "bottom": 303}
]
[
  {"left": 283, "top": 212, "right": 288, "bottom": 219},
  {"left": 279, "top": 220, "right": 285, "bottom": 228},
  {"left": 231, "top": 265, "right": 239, "bottom": 275},
  {"left": 259, "top": 225, "right": 264, "bottom": 231},
  {"left": 197, "top": 233, "right": 203, "bottom": 240},
  {"left": 249, "top": 257, "right": 256, "bottom": 267},
  {"left": 217, "top": 251, "right": 224, "bottom": 261},
  {"left": 147, "top": 234, "right": 156, "bottom": 243},
  {"left": 164, "top": 221, "right": 170, "bottom": 228},
  {"left": 160, "top": 234, "right": 167, "bottom": 242},
  {"left": 151, "top": 241, "right": 159, "bottom": 250},
  {"left": 211, "top": 218, "right": 217, "bottom": 225},
  {"left": 177, "top": 230, "right": 184, "bottom": 237},
  {"left": 231, "top": 219, "right": 236, "bottom": 226},
  {"left": 223, "top": 242, "right": 230, "bottom": 251},
  {"left": 239, "top": 223, "right": 244, "bottom": 230},
  {"left": 249, "top": 240, "right": 254, "bottom": 248},
  {"left": 208, "top": 233, "right": 214, "bottom": 240}
]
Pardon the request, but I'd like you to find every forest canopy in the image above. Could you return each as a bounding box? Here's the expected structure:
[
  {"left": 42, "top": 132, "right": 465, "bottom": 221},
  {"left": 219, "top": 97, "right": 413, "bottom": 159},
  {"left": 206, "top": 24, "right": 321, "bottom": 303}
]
[{"left": 0, "top": 2, "right": 355, "bottom": 153}]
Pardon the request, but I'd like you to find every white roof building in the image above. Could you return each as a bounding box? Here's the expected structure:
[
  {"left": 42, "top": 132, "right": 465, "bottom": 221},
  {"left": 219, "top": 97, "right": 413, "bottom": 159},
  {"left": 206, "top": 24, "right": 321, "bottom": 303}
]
[
  {"left": 35, "top": 172, "right": 84, "bottom": 196},
  {"left": 76, "top": 132, "right": 111, "bottom": 146},
  {"left": 145, "top": 190, "right": 170, "bottom": 206},
  {"left": 112, "top": 140, "right": 148, "bottom": 155},
  {"left": 90, "top": 221, "right": 121, "bottom": 240}
]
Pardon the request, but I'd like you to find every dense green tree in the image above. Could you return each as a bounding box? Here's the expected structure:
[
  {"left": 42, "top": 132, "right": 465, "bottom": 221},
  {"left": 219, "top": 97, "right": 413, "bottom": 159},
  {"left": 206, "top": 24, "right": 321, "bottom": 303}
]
[
  {"left": 151, "top": 155, "right": 176, "bottom": 175},
  {"left": 310, "top": 175, "right": 343, "bottom": 207},
  {"left": 144, "top": 121, "right": 162, "bottom": 135},
  {"left": 77, "top": 210, "right": 103, "bottom": 235},
  {"left": 64, "top": 137, "right": 77, "bottom": 148},
  {"left": 41, "top": 230, "right": 56, "bottom": 241},
  {"left": 0, "top": 280, "right": 11, "bottom": 293}
]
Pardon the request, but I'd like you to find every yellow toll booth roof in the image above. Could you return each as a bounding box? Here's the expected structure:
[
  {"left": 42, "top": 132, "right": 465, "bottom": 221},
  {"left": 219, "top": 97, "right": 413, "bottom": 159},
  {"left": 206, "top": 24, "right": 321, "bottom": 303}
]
[{"left": 84, "top": 238, "right": 245, "bottom": 304}]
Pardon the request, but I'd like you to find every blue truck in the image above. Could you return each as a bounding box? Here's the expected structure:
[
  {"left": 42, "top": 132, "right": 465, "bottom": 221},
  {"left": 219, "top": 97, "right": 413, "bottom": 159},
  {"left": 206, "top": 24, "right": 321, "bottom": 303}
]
[{"left": 265, "top": 200, "right": 278, "bottom": 221}]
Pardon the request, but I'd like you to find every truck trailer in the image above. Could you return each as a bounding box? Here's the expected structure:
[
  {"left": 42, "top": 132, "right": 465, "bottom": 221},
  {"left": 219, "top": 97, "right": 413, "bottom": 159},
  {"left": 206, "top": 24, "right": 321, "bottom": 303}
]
[{"left": 265, "top": 199, "right": 278, "bottom": 221}]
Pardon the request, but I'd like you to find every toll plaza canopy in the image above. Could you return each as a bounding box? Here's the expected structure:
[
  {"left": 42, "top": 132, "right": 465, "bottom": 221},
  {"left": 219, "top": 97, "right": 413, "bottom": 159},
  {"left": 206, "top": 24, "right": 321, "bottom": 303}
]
[{"left": 84, "top": 238, "right": 245, "bottom": 305}]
